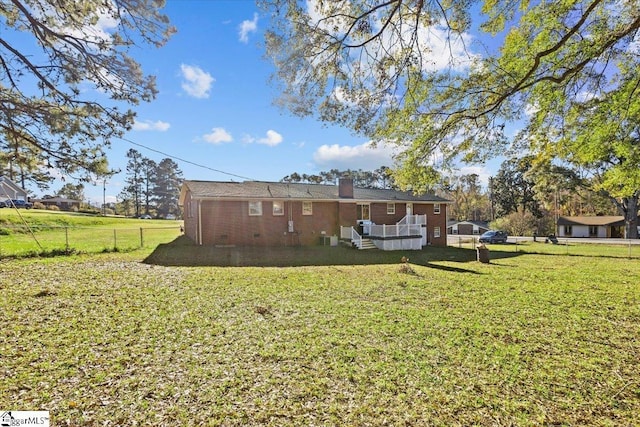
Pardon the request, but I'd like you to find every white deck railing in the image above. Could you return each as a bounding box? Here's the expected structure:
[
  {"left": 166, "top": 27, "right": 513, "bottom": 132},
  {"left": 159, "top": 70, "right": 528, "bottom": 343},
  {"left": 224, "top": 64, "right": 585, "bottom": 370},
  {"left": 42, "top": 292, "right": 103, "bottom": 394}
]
[
  {"left": 397, "top": 214, "right": 427, "bottom": 225},
  {"left": 341, "top": 226, "right": 362, "bottom": 248},
  {"left": 369, "top": 223, "right": 422, "bottom": 238},
  {"left": 341, "top": 215, "right": 427, "bottom": 250}
]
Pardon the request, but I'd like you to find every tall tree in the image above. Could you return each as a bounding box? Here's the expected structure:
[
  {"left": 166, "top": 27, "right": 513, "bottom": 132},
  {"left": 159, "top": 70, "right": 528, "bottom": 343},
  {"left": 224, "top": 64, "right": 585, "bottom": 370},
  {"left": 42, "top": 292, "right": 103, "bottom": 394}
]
[
  {"left": 0, "top": 131, "right": 53, "bottom": 191},
  {"left": 140, "top": 157, "right": 157, "bottom": 216},
  {"left": 0, "top": 0, "right": 174, "bottom": 179},
  {"left": 120, "top": 149, "right": 144, "bottom": 217},
  {"left": 491, "top": 157, "right": 541, "bottom": 218},
  {"left": 280, "top": 168, "right": 398, "bottom": 189},
  {"left": 57, "top": 182, "right": 85, "bottom": 202},
  {"left": 153, "top": 158, "right": 182, "bottom": 218},
  {"left": 262, "top": 0, "right": 640, "bottom": 193},
  {"left": 526, "top": 62, "right": 640, "bottom": 238},
  {"left": 441, "top": 173, "right": 489, "bottom": 221}
]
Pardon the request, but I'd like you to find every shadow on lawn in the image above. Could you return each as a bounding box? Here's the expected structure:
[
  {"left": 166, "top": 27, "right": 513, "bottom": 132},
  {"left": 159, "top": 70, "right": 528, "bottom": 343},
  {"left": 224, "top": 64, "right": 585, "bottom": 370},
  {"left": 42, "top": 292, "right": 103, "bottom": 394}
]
[{"left": 143, "top": 236, "right": 524, "bottom": 269}]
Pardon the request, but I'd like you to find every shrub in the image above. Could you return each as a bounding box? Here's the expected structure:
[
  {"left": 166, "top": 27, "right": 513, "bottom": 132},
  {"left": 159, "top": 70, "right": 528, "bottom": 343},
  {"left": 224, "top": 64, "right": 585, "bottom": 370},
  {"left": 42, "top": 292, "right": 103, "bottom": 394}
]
[
  {"left": 46, "top": 204, "right": 61, "bottom": 211},
  {"left": 491, "top": 211, "right": 540, "bottom": 236},
  {"left": 32, "top": 202, "right": 46, "bottom": 210}
]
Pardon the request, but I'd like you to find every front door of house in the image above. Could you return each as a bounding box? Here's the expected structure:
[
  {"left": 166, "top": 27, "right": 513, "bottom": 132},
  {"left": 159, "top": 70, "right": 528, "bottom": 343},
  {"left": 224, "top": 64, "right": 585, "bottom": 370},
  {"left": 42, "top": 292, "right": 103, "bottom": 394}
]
[{"left": 357, "top": 203, "right": 370, "bottom": 220}]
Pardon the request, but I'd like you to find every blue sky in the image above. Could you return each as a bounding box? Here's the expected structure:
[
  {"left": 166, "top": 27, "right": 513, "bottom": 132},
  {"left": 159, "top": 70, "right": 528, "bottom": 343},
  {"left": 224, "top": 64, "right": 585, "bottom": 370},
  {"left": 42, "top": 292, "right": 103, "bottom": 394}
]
[{"left": 34, "top": 1, "right": 497, "bottom": 204}]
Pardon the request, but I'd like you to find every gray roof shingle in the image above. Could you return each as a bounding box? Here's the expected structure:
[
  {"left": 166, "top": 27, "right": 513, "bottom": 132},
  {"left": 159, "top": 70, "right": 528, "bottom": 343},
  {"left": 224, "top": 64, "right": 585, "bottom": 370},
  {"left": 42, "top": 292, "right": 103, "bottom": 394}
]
[{"left": 181, "top": 180, "right": 449, "bottom": 203}]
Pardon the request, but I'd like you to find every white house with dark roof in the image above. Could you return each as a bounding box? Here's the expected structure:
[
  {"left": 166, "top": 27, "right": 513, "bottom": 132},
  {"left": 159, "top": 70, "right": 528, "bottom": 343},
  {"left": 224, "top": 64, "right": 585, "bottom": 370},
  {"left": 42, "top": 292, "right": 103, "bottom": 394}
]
[
  {"left": 0, "top": 176, "right": 28, "bottom": 202},
  {"left": 557, "top": 216, "right": 627, "bottom": 238}
]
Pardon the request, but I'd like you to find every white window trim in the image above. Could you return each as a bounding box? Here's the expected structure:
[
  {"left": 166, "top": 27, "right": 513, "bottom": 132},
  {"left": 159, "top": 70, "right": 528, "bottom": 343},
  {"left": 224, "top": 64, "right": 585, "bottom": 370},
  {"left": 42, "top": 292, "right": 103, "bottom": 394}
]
[
  {"left": 248, "top": 201, "right": 262, "bottom": 216},
  {"left": 387, "top": 203, "right": 395, "bottom": 215},
  {"left": 272, "top": 201, "right": 284, "bottom": 216},
  {"left": 434, "top": 226, "right": 441, "bottom": 238},
  {"left": 302, "top": 201, "right": 313, "bottom": 216},
  {"left": 434, "top": 203, "right": 441, "bottom": 214}
]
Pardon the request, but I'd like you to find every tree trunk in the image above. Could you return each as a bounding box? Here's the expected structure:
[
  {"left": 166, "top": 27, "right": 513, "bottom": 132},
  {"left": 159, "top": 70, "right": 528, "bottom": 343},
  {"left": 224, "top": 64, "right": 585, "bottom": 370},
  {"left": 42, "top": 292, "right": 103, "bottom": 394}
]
[{"left": 624, "top": 196, "right": 639, "bottom": 239}]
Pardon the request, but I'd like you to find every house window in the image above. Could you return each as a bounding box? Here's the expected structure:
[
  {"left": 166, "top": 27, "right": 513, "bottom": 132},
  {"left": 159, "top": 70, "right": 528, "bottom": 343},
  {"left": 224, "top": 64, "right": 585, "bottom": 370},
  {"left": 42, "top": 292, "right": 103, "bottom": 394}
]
[
  {"left": 452, "top": 225, "right": 458, "bottom": 235},
  {"left": 248, "top": 201, "right": 262, "bottom": 216},
  {"left": 473, "top": 225, "right": 479, "bottom": 235},
  {"left": 387, "top": 203, "right": 395, "bottom": 215},
  {"left": 564, "top": 225, "right": 572, "bottom": 236},
  {"left": 273, "top": 201, "right": 284, "bottom": 216},
  {"left": 589, "top": 226, "right": 598, "bottom": 237},
  {"left": 434, "top": 203, "right": 441, "bottom": 214},
  {"left": 434, "top": 226, "right": 441, "bottom": 238},
  {"left": 302, "top": 201, "right": 313, "bottom": 215}
]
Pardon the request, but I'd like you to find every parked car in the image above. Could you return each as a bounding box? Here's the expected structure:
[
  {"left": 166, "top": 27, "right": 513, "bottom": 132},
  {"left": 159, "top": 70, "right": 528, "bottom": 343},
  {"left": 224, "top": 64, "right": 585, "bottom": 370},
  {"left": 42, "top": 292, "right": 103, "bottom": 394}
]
[
  {"left": 479, "top": 230, "right": 508, "bottom": 244},
  {"left": 0, "top": 199, "right": 9, "bottom": 208},
  {"left": 139, "top": 214, "right": 152, "bottom": 219},
  {"left": 8, "top": 199, "right": 33, "bottom": 209}
]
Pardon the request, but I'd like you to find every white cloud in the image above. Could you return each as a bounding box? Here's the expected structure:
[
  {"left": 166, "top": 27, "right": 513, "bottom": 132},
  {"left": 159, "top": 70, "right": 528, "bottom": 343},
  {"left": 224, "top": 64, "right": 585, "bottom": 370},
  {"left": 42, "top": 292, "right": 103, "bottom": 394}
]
[
  {"left": 133, "top": 120, "right": 170, "bottom": 131},
  {"left": 243, "top": 130, "right": 284, "bottom": 147},
  {"left": 239, "top": 13, "right": 258, "bottom": 43},
  {"left": 313, "top": 141, "right": 398, "bottom": 170},
  {"left": 202, "top": 127, "right": 233, "bottom": 144},
  {"left": 180, "top": 64, "right": 215, "bottom": 98},
  {"left": 259, "top": 130, "right": 283, "bottom": 146}
]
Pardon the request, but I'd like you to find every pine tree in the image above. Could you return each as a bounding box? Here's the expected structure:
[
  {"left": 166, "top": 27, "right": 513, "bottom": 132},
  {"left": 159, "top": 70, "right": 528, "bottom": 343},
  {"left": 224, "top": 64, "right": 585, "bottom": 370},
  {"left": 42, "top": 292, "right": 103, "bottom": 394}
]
[{"left": 153, "top": 158, "right": 183, "bottom": 218}]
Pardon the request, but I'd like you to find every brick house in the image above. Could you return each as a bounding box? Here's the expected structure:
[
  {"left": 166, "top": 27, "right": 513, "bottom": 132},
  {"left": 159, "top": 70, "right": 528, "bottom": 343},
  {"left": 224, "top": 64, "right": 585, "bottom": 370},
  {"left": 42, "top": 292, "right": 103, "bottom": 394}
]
[{"left": 179, "top": 179, "right": 450, "bottom": 249}]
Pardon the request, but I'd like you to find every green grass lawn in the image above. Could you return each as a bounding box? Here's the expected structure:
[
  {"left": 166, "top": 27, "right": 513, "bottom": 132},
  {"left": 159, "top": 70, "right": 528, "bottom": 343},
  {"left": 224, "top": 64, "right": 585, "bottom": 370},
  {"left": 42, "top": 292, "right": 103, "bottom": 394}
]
[
  {"left": 0, "top": 209, "right": 182, "bottom": 257},
  {"left": 1, "top": 241, "right": 638, "bottom": 426}
]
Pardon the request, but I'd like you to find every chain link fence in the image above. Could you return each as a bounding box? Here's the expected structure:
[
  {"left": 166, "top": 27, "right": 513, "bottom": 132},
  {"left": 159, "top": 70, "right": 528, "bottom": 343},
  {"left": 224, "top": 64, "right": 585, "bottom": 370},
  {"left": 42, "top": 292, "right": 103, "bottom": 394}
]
[
  {"left": 448, "top": 235, "right": 640, "bottom": 259},
  {"left": 0, "top": 225, "right": 182, "bottom": 258}
]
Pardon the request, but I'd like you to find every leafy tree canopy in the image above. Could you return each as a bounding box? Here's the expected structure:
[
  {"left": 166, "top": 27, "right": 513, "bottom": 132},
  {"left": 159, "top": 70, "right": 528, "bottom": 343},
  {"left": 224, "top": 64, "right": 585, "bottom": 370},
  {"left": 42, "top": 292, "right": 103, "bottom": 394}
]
[
  {"left": 0, "top": 0, "right": 175, "bottom": 180},
  {"left": 56, "top": 182, "right": 84, "bottom": 201},
  {"left": 262, "top": 0, "right": 639, "bottom": 191},
  {"left": 281, "top": 167, "right": 397, "bottom": 189},
  {"left": 491, "top": 156, "right": 542, "bottom": 218}
]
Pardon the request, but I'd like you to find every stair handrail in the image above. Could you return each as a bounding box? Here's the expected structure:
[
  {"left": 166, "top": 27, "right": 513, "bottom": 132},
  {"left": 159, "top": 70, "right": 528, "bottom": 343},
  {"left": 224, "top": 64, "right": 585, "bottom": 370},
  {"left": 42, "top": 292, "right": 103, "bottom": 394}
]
[
  {"left": 351, "top": 227, "right": 362, "bottom": 248},
  {"left": 340, "top": 226, "right": 362, "bottom": 248}
]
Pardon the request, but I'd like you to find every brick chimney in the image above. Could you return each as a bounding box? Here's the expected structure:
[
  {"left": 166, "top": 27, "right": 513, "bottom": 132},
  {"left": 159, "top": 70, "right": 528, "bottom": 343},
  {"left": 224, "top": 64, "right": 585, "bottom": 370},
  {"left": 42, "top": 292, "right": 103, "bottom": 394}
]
[{"left": 338, "top": 178, "right": 354, "bottom": 198}]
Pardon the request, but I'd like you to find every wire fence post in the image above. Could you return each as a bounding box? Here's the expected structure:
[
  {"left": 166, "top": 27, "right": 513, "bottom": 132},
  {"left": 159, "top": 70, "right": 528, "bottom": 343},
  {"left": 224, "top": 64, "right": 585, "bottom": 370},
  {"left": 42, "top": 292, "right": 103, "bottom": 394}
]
[
  {"left": 65, "top": 227, "right": 69, "bottom": 254},
  {"left": 140, "top": 227, "right": 144, "bottom": 248},
  {"left": 113, "top": 229, "right": 117, "bottom": 251}
]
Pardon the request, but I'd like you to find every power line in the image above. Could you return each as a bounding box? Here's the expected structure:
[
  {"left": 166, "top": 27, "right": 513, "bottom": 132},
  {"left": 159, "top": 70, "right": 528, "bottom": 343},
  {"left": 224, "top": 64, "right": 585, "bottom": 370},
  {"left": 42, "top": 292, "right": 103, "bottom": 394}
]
[{"left": 117, "top": 136, "right": 256, "bottom": 181}]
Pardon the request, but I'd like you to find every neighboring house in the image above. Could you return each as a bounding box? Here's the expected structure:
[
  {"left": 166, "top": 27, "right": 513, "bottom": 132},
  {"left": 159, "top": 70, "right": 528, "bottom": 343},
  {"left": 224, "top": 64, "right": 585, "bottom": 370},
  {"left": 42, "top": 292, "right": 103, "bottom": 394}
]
[
  {"left": 38, "top": 197, "right": 81, "bottom": 211},
  {"left": 447, "top": 220, "right": 490, "bottom": 236},
  {"left": 0, "top": 176, "right": 28, "bottom": 202},
  {"left": 557, "top": 216, "right": 627, "bottom": 238},
  {"left": 179, "top": 179, "right": 450, "bottom": 249}
]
